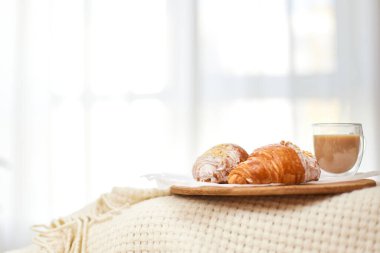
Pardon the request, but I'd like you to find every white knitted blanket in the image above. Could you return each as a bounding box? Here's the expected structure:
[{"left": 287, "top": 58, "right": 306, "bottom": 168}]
[{"left": 8, "top": 186, "right": 380, "bottom": 253}]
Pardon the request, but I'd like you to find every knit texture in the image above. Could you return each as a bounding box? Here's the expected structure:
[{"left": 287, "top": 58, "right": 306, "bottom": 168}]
[
  {"left": 18, "top": 188, "right": 169, "bottom": 253},
  {"left": 8, "top": 186, "right": 380, "bottom": 253}
]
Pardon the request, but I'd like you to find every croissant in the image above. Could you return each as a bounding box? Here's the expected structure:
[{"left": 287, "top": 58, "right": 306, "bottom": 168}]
[
  {"left": 192, "top": 144, "right": 249, "bottom": 183},
  {"left": 228, "top": 141, "right": 321, "bottom": 184}
]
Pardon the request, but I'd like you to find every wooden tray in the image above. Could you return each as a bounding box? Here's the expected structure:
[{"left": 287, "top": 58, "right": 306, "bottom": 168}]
[{"left": 170, "top": 179, "right": 376, "bottom": 196}]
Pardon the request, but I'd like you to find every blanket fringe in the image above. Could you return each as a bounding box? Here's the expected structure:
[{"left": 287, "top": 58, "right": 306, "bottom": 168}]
[{"left": 31, "top": 188, "right": 169, "bottom": 253}]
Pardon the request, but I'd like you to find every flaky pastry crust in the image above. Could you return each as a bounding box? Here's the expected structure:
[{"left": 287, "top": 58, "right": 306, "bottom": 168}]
[
  {"left": 228, "top": 141, "right": 320, "bottom": 184},
  {"left": 192, "top": 144, "right": 249, "bottom": 183}
]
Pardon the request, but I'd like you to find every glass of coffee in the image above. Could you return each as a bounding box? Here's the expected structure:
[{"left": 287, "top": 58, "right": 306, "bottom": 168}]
[{"left": 312, "top": 123, "right": 364, "bottom": 176}]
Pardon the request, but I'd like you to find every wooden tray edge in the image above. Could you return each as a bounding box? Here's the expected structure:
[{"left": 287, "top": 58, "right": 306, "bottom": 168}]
[{"left": 170, "top": 179, "right": 377, "bottom": 196}]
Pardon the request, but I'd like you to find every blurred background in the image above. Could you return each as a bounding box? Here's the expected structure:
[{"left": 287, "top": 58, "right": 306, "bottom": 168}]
[{"left": 0, "top": 0, "right": 379, "bottom": 250}]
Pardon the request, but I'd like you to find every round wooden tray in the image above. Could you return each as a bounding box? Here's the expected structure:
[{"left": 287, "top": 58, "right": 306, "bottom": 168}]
[{"left": 170, "top": 179, "right": 376, "bottom": 196}]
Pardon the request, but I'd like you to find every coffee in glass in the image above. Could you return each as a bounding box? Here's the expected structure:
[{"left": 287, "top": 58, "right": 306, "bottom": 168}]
[{"left": 312, "top": 123, "right": 364, "bottom": 176}]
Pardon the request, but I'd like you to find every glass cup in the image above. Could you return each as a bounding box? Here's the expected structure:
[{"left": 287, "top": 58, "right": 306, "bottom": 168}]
[{"left": 312, "top": 123, "right": 364, "bottom": 176}]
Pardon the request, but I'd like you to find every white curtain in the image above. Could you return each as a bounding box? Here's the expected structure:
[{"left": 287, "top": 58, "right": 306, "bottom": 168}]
[{"left": 0, "top": 0, "right": 379, "bottom": 250}]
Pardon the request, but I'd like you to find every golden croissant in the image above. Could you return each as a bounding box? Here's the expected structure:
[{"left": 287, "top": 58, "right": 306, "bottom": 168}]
[{"left": 228, "top": 141, "right": 321, "bottom": 184}]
